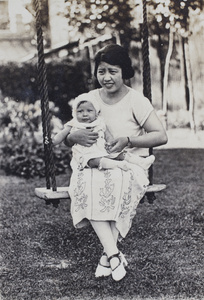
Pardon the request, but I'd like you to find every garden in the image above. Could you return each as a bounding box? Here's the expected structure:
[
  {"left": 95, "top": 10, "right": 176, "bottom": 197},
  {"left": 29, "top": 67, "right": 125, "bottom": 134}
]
[
  {"left": 1, "top": 1, "right": 204, "bottom": 297},
  {"left": 0, "top": 59, "right": 204, "bottom": 299},
  {"left": 0, "top": 148, "right": 204, "bottom": 299}
]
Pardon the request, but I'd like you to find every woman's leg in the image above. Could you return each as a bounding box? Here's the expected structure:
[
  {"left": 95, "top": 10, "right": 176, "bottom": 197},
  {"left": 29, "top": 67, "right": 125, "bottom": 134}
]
[
  {"left": 90, "top": 220, "right": 121, "bottom": 270},
  {"left": 90, "top": 220, "right": 118, "bottom": 257},
  {"left": 90, "top": 220, "right": 127, "bottom": 281},
  {"left": 110, "top": 221, "right": 119, "bottom": 243}
]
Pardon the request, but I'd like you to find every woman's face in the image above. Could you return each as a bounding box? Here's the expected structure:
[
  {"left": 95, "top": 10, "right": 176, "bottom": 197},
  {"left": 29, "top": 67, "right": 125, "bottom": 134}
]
[{"left": 96, "top": 62, "right": 123, "bottom": 93}]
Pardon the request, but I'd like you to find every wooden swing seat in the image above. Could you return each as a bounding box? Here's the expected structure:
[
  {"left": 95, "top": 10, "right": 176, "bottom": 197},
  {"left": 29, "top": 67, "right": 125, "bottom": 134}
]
[
  {"left": 33, "top": 0, "right": 166, "bottom": 208},
  {"left": 35, "top": 183, "right": 166, "bottom": 200}
]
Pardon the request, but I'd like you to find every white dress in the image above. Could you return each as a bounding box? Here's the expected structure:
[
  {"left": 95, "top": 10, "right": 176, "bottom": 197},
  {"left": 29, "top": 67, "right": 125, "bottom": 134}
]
[{"left": 68, "top": 87, "right": 154, "bottom": 239}]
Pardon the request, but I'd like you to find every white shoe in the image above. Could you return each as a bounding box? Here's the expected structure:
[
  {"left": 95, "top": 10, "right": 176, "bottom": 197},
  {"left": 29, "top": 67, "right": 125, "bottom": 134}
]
[
  {"left": 108, "top": 252, "right": 127, "bottom": 281},
  {"left": 119, "top": 251, "right": 128, "bottom": 267},
  {"left": 95, "top": 253, "right": 111, "bottom": 278}
]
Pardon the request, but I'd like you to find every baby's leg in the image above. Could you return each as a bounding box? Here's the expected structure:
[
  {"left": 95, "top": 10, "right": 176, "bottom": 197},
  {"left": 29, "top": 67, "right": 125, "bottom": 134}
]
[
  {"left": 125, "top": 153, "right": 155, "bottom": 170},
  {"left": 88, "top": 157, "right": 131, "bottom": 171},
  {"left": 99, "top": 157, "right": 133, "bottom": 171},
  {"left": 88, "top": 157, "right": 101, "bottom": 168}
]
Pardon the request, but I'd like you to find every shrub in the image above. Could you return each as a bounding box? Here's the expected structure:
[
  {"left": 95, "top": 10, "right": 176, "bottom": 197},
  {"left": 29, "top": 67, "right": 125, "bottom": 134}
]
[
  {"left": 1, "top": 142, "right": 71, "bottom": 178},
  {"left": 0, "top": 54, "right": 94, "bottom": 177},
  {"left": 0, "top": 54, "right": 93, "bottom": 178},
  {"left": 0, "top": 57, "right": 91, "bottom": 122},
  {"left": 0, "top": 98, "right": 71, "bottom": 178}
]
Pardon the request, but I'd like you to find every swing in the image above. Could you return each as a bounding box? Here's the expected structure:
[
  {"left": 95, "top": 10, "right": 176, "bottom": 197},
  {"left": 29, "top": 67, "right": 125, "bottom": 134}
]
[{"left": 34, "top": 0, "right": 166, "bottom": 206}]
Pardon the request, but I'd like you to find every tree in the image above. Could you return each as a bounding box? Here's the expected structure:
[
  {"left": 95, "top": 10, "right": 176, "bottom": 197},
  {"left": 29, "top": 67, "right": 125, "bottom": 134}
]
[
  {"left": 168, "top": 0, "right": 202, "bottom": 132},
  {"left": 148, "top": 0, "right": 202, "bottom": 131},
  {"left": 64, "top": 0, "right": 136, "bottom": 47}
]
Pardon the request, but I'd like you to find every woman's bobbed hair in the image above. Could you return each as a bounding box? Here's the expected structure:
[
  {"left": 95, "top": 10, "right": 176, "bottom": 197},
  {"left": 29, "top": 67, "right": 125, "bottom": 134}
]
[{"left": 94, "top": 44, "right": 135, "bottom": 80}]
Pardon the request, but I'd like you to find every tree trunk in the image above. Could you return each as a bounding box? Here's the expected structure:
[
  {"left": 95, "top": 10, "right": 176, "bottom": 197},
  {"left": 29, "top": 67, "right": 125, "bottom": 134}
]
[
  {"left": 178, "top": 34, "right": 186, "bottom": 109},
  {"left": 180, "top": 36, "right": 190, "bottom": 110},
  {"left": 156, "top": 23, "right": 165, "bottom": 103},
  {"left": 114, "top": 31, "right": 121, "bottom": 45},
  {"left": 184, "top": 37, "right": 196, "bottom": 132},
  {"left": 162, "top": 26, "right": 174, "bottom": 129},
  {"left": 87, "top": 44, "right": 95, "bottom": 91}
]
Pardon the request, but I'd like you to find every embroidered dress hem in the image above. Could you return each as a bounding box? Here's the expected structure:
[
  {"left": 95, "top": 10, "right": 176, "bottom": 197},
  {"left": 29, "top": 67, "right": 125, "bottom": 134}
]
[{"left": 69, "top": 162, "right": 149, "bottom": 239}]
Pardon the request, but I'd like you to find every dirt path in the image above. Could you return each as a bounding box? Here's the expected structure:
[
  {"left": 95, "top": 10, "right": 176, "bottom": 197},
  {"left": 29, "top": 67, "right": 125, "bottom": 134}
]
[{"left": 158, "top": 128, "right": 204, "bottom": 149}]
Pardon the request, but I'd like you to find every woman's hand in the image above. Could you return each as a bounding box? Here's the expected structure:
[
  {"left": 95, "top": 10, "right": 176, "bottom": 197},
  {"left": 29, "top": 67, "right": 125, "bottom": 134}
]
[
  {"left": 65, "top": 128, "right": 98, "bottom": 147},
  {"left": 108, "top": 137, "right": 128, "bottom": 153}
]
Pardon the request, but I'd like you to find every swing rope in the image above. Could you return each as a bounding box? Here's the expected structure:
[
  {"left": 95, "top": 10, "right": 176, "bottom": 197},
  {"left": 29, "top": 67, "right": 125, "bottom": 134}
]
[
  {"left": 34, "top": 0, "right": 56, "bottom": 191},
  {"left": 34, "top": 0, "right": 165, "bottom": 203},
  {"left": 142, "top": 0, "right": 154, "bottom": 187}
]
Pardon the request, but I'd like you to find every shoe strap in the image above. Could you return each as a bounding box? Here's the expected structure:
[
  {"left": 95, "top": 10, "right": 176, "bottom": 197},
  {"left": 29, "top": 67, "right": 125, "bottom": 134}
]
[
  {"left": 99, "top": 252, "right": 110, "bottom": 268},
  {"left": 108, "top": 252, "right": 120, "bottom": 263},
  {"left": 98, "top": 262, "right": 111, "bottom": 268}
]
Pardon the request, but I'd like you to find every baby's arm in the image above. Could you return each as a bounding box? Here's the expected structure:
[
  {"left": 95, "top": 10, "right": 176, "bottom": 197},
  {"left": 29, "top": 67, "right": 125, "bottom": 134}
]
[
  {"left": 104, "top": 126, "right": 113, "bottom": 143},
  {"left": 104, "top": 126, "right": 115, "bottom": 153},
  {"left": 52, "top": 125, "right": 71, "bottom": 145}
]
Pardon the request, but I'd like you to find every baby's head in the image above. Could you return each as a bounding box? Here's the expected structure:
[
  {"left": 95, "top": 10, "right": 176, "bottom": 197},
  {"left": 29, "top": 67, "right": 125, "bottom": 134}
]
[{"left": 72, "top": 93, "right": 100, "bottom": 123}]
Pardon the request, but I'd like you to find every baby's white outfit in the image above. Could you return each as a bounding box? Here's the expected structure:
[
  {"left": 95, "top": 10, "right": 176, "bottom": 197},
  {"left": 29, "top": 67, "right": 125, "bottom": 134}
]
[{"left": 65, "top": 116, "right": 111, "bottom": 170}]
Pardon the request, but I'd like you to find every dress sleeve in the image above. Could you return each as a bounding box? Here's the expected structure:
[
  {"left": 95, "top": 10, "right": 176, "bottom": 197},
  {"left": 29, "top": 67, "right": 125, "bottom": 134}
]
[
  {"left": 130, "top": 90, "right": 154, "bottom": 126},
  {"left": 64, "top": 120, "right": 73, "bottom": 128}
]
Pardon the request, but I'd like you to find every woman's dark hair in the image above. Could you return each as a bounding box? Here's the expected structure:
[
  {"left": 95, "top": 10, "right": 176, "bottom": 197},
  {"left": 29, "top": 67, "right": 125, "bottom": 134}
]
[{"left": 94, "top": 44, "right": 135, "bottom": 80}]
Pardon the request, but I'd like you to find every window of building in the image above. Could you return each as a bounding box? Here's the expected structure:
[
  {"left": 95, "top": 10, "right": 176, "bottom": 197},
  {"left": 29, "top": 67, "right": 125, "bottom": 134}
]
[{"left": 0, "top": 0, "right": 9, "bottom": 30}]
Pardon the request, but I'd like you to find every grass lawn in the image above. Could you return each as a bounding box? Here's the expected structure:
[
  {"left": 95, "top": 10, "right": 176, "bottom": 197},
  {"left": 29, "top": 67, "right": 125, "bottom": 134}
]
[{"left": 0, "top": 149, "right": 204, "bottom": 300}]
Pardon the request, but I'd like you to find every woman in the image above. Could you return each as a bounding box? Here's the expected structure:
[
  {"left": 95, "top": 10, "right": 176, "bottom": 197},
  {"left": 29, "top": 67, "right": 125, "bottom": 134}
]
[{"left": 65, "top": 44, "right": 168, "bottom": 281}]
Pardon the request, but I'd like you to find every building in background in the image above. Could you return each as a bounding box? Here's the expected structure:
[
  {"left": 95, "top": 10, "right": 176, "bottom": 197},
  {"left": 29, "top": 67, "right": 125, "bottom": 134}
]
[
  {"left": 0, "top": 0, "right": 70, "bottom": 63},
  {"left": 0, "top": 0, "right": 36, "bottom": 62},
  {"left": 48, "top": 0, "right": 69, "bottom": 48}
]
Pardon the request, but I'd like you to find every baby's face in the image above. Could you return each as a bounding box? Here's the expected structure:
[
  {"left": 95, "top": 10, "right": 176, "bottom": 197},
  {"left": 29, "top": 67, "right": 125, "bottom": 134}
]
[{"left": 76, "top": 101, "right": 97, "bottom": 123}]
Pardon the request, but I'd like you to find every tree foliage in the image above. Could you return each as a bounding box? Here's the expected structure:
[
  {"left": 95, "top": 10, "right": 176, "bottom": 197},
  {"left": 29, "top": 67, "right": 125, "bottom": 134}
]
[
  {"left": 148, "top": 0, "right": 203, "bottom": 130},
  {"left": 0, "top": 58, "right": 89, "bottom": 122},
  {"left": 64, "top": 0, "right": 137, "bottom": 45},
  {"left": 149, "top": 0, "right": 202, "bottom": 35}
]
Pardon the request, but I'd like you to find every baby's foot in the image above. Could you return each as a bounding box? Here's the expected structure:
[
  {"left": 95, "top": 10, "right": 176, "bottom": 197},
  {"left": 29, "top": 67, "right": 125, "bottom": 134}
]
[
  {"left": 125, "top": 154, "right": 155, "bottom": 170},
  {"left": 116, "top": 160, "right": 132, "bottom": 171},
  {"left": 99, "top": 158, "right": 117, "bottom": 170},
  {"left": 141, "top": 155, "right": 155, "bottom": 170}
]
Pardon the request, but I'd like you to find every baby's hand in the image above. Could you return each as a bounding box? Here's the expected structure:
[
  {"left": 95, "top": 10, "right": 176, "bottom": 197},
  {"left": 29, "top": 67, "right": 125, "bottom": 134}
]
[
  {"left": 108, "top": 138, "right": 127, "bottom": 153},
  {"left": 105, "top": 142, "right": 111, "bottom": 153},
  {"left": 105, "top": 141, "right": 117, "bottom": 153}
]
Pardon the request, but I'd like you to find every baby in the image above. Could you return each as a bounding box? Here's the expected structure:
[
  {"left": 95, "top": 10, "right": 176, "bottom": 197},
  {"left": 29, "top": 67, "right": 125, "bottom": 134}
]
[{"left": 52, "top": 93, "right": 155, "bottom": 171}]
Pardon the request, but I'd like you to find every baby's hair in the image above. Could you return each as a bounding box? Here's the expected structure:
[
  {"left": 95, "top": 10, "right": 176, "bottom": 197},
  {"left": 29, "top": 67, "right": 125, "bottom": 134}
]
[
  {"left": 77, "top": 100, "right": 90, "bottom": 109},
  {"left": 73, "top": 96, "right": 100, "bottom": 117}
]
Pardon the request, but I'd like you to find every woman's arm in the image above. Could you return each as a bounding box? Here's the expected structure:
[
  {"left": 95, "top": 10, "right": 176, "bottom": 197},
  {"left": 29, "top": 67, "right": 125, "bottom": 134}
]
[
  {"left": 108, "top": 111, "right": 168, "bottom": 153},
  {"left": 129, "top": 110, "right": 168, "bottom": 148},
  {"left": 64, "top": 128, "right": 99, "bottom": 147}
]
